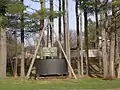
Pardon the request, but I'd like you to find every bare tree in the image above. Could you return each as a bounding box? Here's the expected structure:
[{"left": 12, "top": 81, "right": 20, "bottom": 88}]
[
  {"left": 101, "top": 11, "right": 108, "bottom": 79},
  {"left": 109, "top": 31, "right": 115, "bottom": 79},
  {"left": 84, "top": 1, "right": 89, "bottom": 75},
  {"left": 79, "top": 2, "right": 84, "bottom": 76},
  {"left": 58, "top": 0, "right": 62, "bottom": 59},
  {"left": 75, "top": 0, "right": 80, "bottom": 75},
  {"left": 109, "top": 2, "right": 116, "bottom": 79},
  {"left": 63, "top": 0, "right": 71, "bottom": 77},
  {"left": 40, "top": 0, "right": 45, "bottom": 59},
  {"left": 50, "top": 0, "right": 53, "bottom": 46},
  {"left": 0, "top": 26, "right": 7, "bottom": 78},
  {"left": 0, "top": 0, "right": 7, "bottom": 78},
  {"left": 13, "top": 31, "right": 18, "bottom": 77},
  {"left": 20, "top": 0, "right": 25, "bottom": 77}
]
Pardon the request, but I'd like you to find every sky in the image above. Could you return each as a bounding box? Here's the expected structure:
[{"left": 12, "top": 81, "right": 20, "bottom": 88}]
[
  {"left": 23, "top": 0, "right": 77, "bottom": 46},
  {"left": 23, "top": 0, "right": 95, "bottom": 46},
  {"left": 24, "top": 0, "right": 76, "bottom": 30}
]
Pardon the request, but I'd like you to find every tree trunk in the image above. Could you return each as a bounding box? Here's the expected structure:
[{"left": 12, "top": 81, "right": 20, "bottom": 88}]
[
  {"left": 79, "top": 0, "right": 84, "bottom": 76},
  {"left": 58, "top": 0, "right": 62, "bottom": 59},
  {"left": 84, "top": 5, "right": 89, "bottom": 76},
  {"left": 102, "top": 29, "right": 108, "bottom": 79},
  {"left": 40, "top": 0, "right": 45, "bottom": 59},
  {"left": 50, "top": 0, "right": 54, "bottom": 47},
  {"left": 62, "top": 0, "right": 66, "bottom": 51},
  {"left": 95, "top": 0, "right": 99, "bottom": 48},
  {"left": 63, "top": 0, "right": 71, "bottom": 77},
  {"left": 47, "top": 25, "right": 49, "bottom": 47},
  {"left": 101, "top": 12, "right": 108, "bottom": 79},
  {"left": 116, "top": 32, "right": 120, "bottom": 78},
  {"left": 0, "top": 26, "right": 7, "bottom": 78},
  {"left": 75, "top": 0, "right": 80, "bottom": 76},
  {"left": 80, "top": 9, "right": 84, "bottom": 76},
  {"left": 13, "top": 31, "right": 18, "bottom": 77},
  {"left": 20, "top": 0, "right": 25, "bottom": 77},
  {"left": 109, "top": 2, "right": 116, "bottom": 79},
  {"left": 109, "top": 32, "right": 115, "bottom": 79},
  {"left": 118, "top": 63, "right": 120, "bottom": 78}
]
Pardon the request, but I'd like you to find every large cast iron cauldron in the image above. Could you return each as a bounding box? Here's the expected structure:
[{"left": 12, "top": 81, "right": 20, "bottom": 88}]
[{"left": 35, "top": 59, "right": 68, "bottom": 76}]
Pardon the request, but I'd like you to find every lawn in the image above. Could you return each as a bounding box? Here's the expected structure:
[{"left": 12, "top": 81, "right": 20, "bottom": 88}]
[{"left": 0, "top": 77, "right": 120, "bottom": 90}]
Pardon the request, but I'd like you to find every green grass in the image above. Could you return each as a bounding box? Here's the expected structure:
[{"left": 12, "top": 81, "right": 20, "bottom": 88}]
[{"left": 0, "top": 77, "right": 120, "bottom": 90}]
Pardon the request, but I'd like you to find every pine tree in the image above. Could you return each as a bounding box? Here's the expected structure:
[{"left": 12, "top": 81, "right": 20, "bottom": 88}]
[
  {"left": 0, "top": 0, "right": 25, "bottom": 78},
  {"left": 58, "top": 0, "right": 62, "bottom": 59},
  {"left": 63, "top": 0, "right": 71, "bottom": 78},
  {"left": 75, "top": 0, "right": 81, "bottom": 76},
  {"left": 20, "top": 0, "right": 25, "bottom": 77}
]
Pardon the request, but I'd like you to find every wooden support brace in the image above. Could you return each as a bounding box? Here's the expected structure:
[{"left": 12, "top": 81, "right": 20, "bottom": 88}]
[
  {"left": 49, "top": 22, "right": 77, "bottom": 79},
  {"left": 56, "top": 38, "right": 77, "bottom": 79},
  {"left": 26, "top": 24, "right": 47, "bottom": 78}
]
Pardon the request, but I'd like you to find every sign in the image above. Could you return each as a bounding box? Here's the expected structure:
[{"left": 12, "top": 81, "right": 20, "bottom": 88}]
[{"left": 42, "top": 47, "right": 57, "bottom": 56}]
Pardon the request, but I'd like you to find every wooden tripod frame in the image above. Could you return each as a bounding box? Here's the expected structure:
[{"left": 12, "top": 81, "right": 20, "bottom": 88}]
[{"left": 26, "top": 20, "right": 77, "bottom": 79}]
